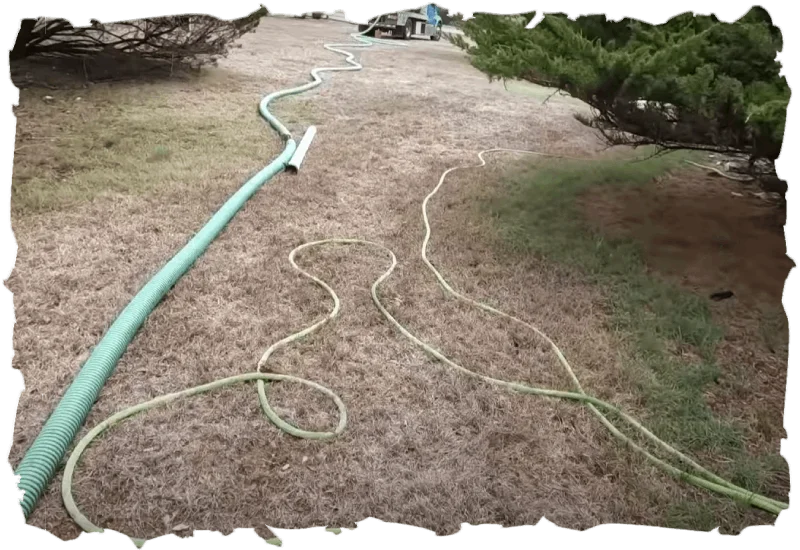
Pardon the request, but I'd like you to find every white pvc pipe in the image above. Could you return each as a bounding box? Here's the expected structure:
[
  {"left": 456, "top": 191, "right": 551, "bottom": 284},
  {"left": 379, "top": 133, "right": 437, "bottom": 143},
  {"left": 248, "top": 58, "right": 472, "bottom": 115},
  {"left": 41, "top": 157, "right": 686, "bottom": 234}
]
[{"left": 286, "top": 126, "right": 317, "bottom": 173}]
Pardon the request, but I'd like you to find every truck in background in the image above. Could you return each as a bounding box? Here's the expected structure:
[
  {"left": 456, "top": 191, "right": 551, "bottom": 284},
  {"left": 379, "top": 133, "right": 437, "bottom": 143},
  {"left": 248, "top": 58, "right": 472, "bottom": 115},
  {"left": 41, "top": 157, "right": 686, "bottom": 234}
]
[{"left": 358, "top": 5, "right": 443, "bottom": 41}]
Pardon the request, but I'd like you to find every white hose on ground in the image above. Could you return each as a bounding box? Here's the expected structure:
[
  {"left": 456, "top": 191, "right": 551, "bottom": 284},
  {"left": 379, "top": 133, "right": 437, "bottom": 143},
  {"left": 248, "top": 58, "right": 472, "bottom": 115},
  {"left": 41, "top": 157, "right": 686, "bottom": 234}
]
[{"left": 685, "top": 160, "right": 755, "bottom": 182}]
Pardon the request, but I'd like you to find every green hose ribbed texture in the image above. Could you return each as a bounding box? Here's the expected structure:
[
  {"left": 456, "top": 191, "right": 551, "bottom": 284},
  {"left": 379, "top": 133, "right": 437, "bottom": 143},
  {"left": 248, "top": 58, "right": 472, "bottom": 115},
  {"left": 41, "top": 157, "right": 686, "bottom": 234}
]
[
  {"left": 15, "top": 15, "right": 390, "bottom": 521},
  {"left": 14, "top": 117, "right": 297, "bottom": 520}
]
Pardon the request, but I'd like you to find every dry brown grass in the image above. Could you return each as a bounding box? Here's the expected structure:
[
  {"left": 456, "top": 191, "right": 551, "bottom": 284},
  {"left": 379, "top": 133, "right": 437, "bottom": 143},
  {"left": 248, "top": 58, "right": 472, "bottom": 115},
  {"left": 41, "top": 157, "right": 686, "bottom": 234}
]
[{"left": 9, "top": 16, "right": 760, "bottom": 542}]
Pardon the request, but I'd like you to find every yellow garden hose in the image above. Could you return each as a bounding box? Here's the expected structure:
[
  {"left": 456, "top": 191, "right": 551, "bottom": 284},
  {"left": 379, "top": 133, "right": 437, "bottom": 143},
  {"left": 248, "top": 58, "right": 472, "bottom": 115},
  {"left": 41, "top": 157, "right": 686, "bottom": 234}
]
[
  {"left": 416, "top": 148, "right": 787, "bottom": 514},
  {"left": 59, "top": 21, "right": 787, "bottom": 548},
  {"left": 62, "top": 158, "right": 786, "bottom": 545}
]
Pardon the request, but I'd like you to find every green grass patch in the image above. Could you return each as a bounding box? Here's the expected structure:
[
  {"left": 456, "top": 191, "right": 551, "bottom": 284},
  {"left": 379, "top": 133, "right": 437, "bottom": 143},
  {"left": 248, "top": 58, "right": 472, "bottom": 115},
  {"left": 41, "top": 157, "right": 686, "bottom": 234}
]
[
  {"left": 146, "top": 145, "right": 172, "bottom": 163},
  {"left": 502, "top": 78, "right": 590, "bottom": 109},
  {"left": 486, "top": 148, "right": 790, "bottom": 526},
  {"left": 664, "top": 451, "right": 786, "bottom": 531},
  {"left": 486, "top": 148, "right": 748, "bottom": 457}
]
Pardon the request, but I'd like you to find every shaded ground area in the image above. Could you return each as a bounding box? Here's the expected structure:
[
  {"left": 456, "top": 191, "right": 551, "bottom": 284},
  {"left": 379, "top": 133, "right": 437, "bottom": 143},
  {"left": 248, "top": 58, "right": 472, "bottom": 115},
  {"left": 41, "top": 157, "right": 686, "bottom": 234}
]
[
  {"left": 580, "top": 172, "right": 791, "bottom": 456},
  {"left": 581, "top": 173, "right": 790, "bottom": 307},
  {"left": 8, "top": 16, "right": 788, "bottom": 542},
  {"left": 479, "top": 152, "right": 789, "bottom": 531}
]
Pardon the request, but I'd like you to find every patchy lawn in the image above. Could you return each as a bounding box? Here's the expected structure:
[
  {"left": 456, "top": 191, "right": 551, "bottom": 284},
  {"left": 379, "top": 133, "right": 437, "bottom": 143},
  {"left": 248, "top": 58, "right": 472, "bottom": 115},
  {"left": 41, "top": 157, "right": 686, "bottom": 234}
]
[
  {"left": 8, "top": 15, "right": 789, "bottom": 543},
  {"left": 481, "top": 150, "right": 789, "bottom": 531}
]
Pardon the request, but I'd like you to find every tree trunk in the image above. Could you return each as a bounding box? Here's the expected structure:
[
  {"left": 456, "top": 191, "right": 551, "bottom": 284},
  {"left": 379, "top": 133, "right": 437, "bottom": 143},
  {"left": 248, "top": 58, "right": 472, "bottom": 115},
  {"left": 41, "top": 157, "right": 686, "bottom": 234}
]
[{"left": 11, "top": 19, "right": 37, "bottom": 60}]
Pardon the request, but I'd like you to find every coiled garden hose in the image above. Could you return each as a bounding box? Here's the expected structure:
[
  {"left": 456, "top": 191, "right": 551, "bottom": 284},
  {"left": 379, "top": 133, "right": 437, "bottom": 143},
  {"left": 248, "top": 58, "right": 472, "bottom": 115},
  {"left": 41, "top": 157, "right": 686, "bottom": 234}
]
[{"left": 23, "top": 17, "right": 789, "bottom": 547}]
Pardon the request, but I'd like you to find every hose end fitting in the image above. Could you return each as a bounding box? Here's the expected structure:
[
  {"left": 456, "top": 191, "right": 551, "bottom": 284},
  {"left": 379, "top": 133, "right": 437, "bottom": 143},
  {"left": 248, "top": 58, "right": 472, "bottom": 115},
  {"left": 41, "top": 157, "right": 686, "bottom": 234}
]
[{"left": 286, "top": 126, "right": 317, "bottom": 174}]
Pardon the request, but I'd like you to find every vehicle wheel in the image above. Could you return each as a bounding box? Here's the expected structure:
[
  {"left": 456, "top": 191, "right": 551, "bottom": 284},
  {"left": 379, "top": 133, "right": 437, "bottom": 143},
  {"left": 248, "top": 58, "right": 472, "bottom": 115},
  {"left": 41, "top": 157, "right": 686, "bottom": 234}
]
[
  {"left": 403, "top": 20, "right": 412, "bottom": 39},
  {"left": 431, "top": 24, "right": 442, "bottom": 41}
]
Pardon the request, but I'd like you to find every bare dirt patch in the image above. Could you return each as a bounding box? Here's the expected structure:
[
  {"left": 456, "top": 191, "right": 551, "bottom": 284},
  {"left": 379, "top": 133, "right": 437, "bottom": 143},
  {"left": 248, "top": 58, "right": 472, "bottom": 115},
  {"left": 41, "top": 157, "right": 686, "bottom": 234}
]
[
  {"left": 580, "top": 171, "right": 791, "bottom": 454},
  {"left": 580, "top": 172, "right": 791, "bottom": 307}
]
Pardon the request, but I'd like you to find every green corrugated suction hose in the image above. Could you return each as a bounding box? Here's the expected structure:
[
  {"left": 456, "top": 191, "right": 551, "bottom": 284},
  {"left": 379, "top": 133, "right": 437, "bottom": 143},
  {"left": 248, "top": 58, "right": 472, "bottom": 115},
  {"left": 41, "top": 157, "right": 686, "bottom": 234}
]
[
  {"left": 14, "top": 139, "right": 296, "bottom": 521},
  {"left": 15, "top": 20, "right": 394, "bottom": 522}
]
